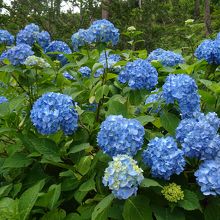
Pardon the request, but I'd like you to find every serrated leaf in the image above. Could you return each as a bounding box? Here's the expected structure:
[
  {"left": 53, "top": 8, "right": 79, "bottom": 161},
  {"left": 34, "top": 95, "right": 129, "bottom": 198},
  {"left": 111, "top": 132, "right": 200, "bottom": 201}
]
[
  {"left": 77, "top": 156, "right": 92, "bottom": 176},
  {"left": 122, "top": 195, "right": 152, "bottom": 220},
  {"left": 178, "top": 190, "right": 201, "bottom": 211},
  {"left": 135, "top": 116, "right": 155, "bottom": 126},
  {"left": 79, "top": 177, "right": 96, "bottom": 192},
  {"left": 19, "top": 179, "right": 45, "bottom": 220},
  {"left": 140, "top": 178, "right": 162, "bottom": 188},
  {"left": 0, "top": 184, "right": 13, "bottom": 198},
  {"left": 153, "top": 207, "right": 185, "bottom": 220},
  {"left": 91, "top": 194, "right": 114, "bottom": 220},
  {"left": 69, "top": 143, "right": 91, "bottom": 154}
]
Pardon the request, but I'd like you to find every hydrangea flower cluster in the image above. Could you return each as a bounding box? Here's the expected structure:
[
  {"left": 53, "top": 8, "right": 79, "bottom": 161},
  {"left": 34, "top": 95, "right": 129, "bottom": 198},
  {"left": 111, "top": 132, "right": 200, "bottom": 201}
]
[
  {"left": 142, "top": 136, "right": 185, "bottom": 180},
  {"left": 161, "top": 183, "right": 184, "bottom": 203},
  {"left": 79, "top": 66, "right": 91, "bottom": 78},
  {"left": 0, "top": 44, "right": 34, "bottom": 65},
  {"left": 145, "top": 89, "right": 164, "bottom": 113},
  {"left": 162, "top": 74, "right": 200, "bottom": 118},
  {"left": 24, "top": 55, "right": 50, "bottom": 68},
  {"left": 99, "top": 51, "right": 121, "bottom": 69},
  {"left": 176, "top": 112, "right": 220, "bottom": 159},
  {"left": 63, "top": 71, "right": 75, "bottom": 80},
  {"left": 195, "top": 159, "right": 220, "bottom": 195},
  {"left": 147, "top": 48, "right": 184, "bottom": 66},
  {"left": 16, "top": 23, "right": 51, "bottom": 48},
  {"left": 0, "top": 30, "right": 14, "bottom": 46},
  {"left": 94, "top": 68, "right": 104, "bottom": 78},
  {"left": 0, "top": 96, "right": 8, "bottom": 104},
  {"left": 103, "top": 155, "right": 144, "bottom": 199},
  {"left": 45, "top": 41, "right": 72, "bottom": 66},
  {"left": 89, "top": 19, "right": 119, "bottom": 46},
  {"left": 37, "top": 31, "right": 51, "bottom": 49},
  {"left": 118, "top": 59, "right": 158, "bottom": 90},
  {"left": 195, "top": 38, "right": 220, "bottom": 65},
  {"left": 71, "top": 29, "right": 94, "bottom": 51},
  {"left": 97, "top": 115, "right": 145, "bottom": 157},
  {"left": 30, "top": 92, "right": 78, "bottom": 135}
]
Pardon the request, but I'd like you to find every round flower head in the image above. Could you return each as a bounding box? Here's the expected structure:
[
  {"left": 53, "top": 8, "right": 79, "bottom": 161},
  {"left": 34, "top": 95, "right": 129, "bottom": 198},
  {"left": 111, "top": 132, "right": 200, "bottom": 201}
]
[
  {"left": 16, "top": 29, "right": 38, "bottom": 46},
  {"left": 30, "top": 92, "right": 78, "bottom": 135},
  {"left": 147, "top": 48, "right": 184, "bottom": 67},
  {"left": 161, "top": 183, "right": 184, "bottom": 203},
  {"left": 24, "top": 23, "right": 40, "bottom": 32},
  {"left": 97, "top": 115, "right": 145, "bottom": 157},
  {"left": 37, "top": 31, "right": 51, "bottom": 49},
  {"left": 103, "top": 154, "right": 144, "bottom": 200},
  {"left": 71, "top": 29, "right": 94, "bottom": 51},
  {"left": 45, "top": 41, "right": 72, "bottom": 66},
  {"left": 176, "top": 112, "right": 220, "bottom": 159},
  {"left": 24, "top": 55, "right": 50, "bottom": 68},
  {"left": 0, "top": 44, "right": 34, "bottom": 66},
  {"left": 0, "top": 96, "right": 8, "bottom": 104},
  {"left": 79, "top": 66, "right": 91, "bottom": 78},
  {"left": 217, "top": 32, "right": 220, "bottom": 40},
  {"left": 195, "top": 159, "right": 220, "bottom": 196},
  {"left": 89, "top": 19, "right": 119, "bottom": 45},
  {"left": 0, "top": 30, "right": 14, "bottom": 46},
  {"left": 195, "top": 39, "right": 220, "bottom": 65},
  {"left": 118, "top": 59, "right": 158, "bottom": 90},
  {"left": 162, "top": 74, "right": 200, "bottom": 118},
  {"left": 63, "top": 71, "right": 75, "bottom": 80},
  {"left": 142, "top": 136, "right": 185, "bottom": 180},
  {"left": 99, "top": 51, "right": 121, "bottom": 69}
]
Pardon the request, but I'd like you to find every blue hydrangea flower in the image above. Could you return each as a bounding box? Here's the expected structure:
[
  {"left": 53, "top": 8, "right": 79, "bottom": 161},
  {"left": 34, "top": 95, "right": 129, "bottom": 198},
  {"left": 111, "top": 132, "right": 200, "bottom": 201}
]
[
  {"left": 0, "top": 30, "right": 14, "bottom": 46},
  {"left": 79, "top": 66, "right": 91, "bottom": 78},
  {"left": 195, "top": 39, "right": 220, "bottom": 65},
  {"left": 145, "top": 89, "right": 164, "bottom": 113},
  {"left": 147, "top": 48, "right": 184, "bottom": 66},
  {"left": 30, "top": 92, "right": 78, "bottom": 135},
  {"left": 217, "top": 32, "right": 220, "bottom": 40},
  {"left": 16, "top": 29, "right": 38, "bottom": 46},
  {"left": 45, "top": 41, "right": 72, "bottom": 66},
  {"left": 103, "top": 154, "right": 144, "bottom": 199},
  {"left": 99, "top": 51, "right": 121, "bottom": 69},
  {"left": 71, "top": 29, "right": 94, "bottom": 51},
  {"left": 24, "top": 23, "right": 40, "bottom": 32},
  {"left": 94, "top": 68, "right": 104, "bottom": 78},
  {"left": 176, "top": 112, "right": 220, "bottom": 159},
  {"left": 118, "top": 59, "right": 158, "bottom": 90},
  {"left": 97, "top": 115, "right": 145, "bottom": 157},
  {"left": 0, "top": 44, "right": 34, "bottom": 66},
  {"left": 0, "top": 96, "right": 8, "bottom": 104},
  {"left": 142, "top": 136, "right": 185, "bottom": 180},
  {"left": 63, "top": 71, "right": 75, "bottom": 80},
  {"left": 88, "top": 19, "right": 119, "bottom": 45},
  {"left": 37, "top": 31, "right": 51, "bottom": 49},
  {"left": 162, "top": 74, "right": 200, "bottom": 118},
  {"left": 195, "top": 159, "right": 220, "bottom": 196}
]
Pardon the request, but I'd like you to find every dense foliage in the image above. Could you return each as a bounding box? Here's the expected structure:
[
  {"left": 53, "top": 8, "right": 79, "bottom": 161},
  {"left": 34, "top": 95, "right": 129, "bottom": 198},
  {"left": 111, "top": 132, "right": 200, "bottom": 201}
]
[{"left": 0, "top": 19, "right": 220, "bottom": 220}]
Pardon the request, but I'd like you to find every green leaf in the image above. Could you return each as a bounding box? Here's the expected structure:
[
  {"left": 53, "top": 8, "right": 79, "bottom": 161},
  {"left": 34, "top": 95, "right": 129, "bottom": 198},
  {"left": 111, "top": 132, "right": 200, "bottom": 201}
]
[
  {"left": 91, "top": 194, "right": 114, "bottom": 220},
  {"left": 42, "top": 209, "right": 66, "bottom": 220},
  {"left": 79, "top": 177, "right": 96, "bottom": 192},
  {"left": 19, "top": 179, "right": 45, "bottom": 220},
  {"left": 135, "top": 116, "right": 155, "bottom": 126},
  {"left": 160, "top": 111, "right": 180, "bottom": 135},
  {"left": 3, "top": 153, "right": 33, "bottom": 168},
  {"left": 68, "top": 143, "right": 91, "bottom": 154},
  {"left": 95, "top": 85, "right": 109, "bottom": 102},
  {"left": 200, "top": 79, "right": 220, "bottom": 94},
  {"left": 76, "top": 156, "right": 92, "bottom": 176},
  {"left": 204, "top": 203, "right": 220, "bottom": 220},
  {"left": 0, "top": 184, "right": 13, "bottom": 198},
  {"left": 178, "top": 190, "right": 201, "bottom": 211},
  {"left": 36, "top": 184, "right": 61, "bottom": 210},
  {"left": 106, "top": 100, "right": 128, "bottom": 117},
  {"left": 140, "top": 178, "right": 162, "bottom": 188},
  {"left": 153, "top": 207, "right": 185, "bottom": 220},
  {"left": 0, "top": 197, "right": 19, "bottom": 219},
  {"left": 122, "top": 195, "right": 152, "bottom": 220}
]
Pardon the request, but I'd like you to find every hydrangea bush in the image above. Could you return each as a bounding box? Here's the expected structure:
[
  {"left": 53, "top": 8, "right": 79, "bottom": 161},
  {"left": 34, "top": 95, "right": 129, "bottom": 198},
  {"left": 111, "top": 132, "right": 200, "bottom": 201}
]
[{"left": 0, "top": 21, "right": 219, "bottom": 220}]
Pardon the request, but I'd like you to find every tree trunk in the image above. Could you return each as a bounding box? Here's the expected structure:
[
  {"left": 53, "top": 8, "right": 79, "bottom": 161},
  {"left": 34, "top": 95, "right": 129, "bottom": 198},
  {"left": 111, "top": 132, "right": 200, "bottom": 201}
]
[
  {"left": 194, "top": 0, "right": 200, "bottom": 20},
  {"left": 204, "top": 0, "right": 212, "bottom": 36},
  {"left": 102, "top": 0, "right": 110, "bottom": 19}
]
